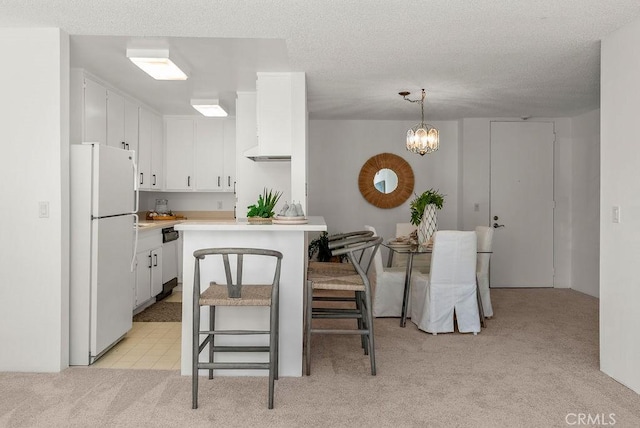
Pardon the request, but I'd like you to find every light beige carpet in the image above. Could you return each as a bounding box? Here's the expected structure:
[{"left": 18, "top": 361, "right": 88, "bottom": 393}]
[{"left": 1, "top": 289, "right": 640, "bottom": 427}]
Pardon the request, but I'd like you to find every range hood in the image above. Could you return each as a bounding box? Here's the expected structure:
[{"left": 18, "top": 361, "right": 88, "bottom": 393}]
[{"left": 243, "top": 145, "right": 291, "bottom": 162}]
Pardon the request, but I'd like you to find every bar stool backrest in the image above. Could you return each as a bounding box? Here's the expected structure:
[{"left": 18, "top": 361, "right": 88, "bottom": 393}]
[{"left": 193, "top": 248, "right": 283, "bottom": 299}]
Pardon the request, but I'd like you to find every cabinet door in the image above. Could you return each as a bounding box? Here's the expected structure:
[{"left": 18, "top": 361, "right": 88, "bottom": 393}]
[
  {"left": 84, "top": 78, "right": 107, "bottom": 145},
  {"left": 124, "top": 99, "right": 139, "bottom": 155},
  {"left": 106, "top": 90, "right": 125, "bottom": 149},
  {"left": 195, "top": 118, "right": 224, "bottom": 190},
  {"left": 151, "top": 247, "right": 163, "bottom": 297},
  {"left": 137, "top": 108, "right": 152, "bottom": 189},
  {"left": 151, "top": 113, "right": 164, "bottom": 189},
  {"left": 223, "top": 118, "right": 236, "bottom": 192},
  {"left": 165, "top": 118, "right": 194, "bottom": 190},
  {"left": 135, "top": 250, "right": 152, "bottom": 306},
  {"left": 256, "top": 73, "right": 292, "bottom": 154}
]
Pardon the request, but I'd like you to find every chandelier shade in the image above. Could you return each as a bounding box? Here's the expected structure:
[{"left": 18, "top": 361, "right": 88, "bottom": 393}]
[{"left": 400, "top": 89, "right": 439, "bottom": 156}]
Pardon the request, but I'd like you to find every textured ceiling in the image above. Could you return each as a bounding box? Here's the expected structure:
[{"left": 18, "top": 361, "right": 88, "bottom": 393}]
[{"left": 2, "top": 0, "right": 640, "bottom": 120}]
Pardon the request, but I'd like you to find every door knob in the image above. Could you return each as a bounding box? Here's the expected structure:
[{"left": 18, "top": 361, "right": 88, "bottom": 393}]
[{"left": 493, "top": 223, "right": 505, "bottom": 228}]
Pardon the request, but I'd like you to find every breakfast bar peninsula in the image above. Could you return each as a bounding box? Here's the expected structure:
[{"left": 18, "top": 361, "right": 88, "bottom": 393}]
[{"left": 175, "top": 216, "right": 327, "bottom": 377}]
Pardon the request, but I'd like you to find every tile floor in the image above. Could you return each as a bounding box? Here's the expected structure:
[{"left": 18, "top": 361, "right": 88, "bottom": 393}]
[{"left": 92, "top": 286, "right": 183, "bottom": 370}]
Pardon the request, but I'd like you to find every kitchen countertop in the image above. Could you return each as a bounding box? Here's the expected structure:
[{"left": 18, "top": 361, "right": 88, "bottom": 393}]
[
  {"left": 137, "top": 219, "right": 186, "bottom": 232},
  {"left": 174, "top": 216, "right": 326, "bottom": 232},
  {"left": 137, "top": 210, "right": 236, "bottom": 232}
]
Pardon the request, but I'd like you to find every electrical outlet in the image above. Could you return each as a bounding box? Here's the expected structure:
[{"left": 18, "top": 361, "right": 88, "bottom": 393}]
[{"left": 217, "top": 201, "right": 223, "bottom": 210}]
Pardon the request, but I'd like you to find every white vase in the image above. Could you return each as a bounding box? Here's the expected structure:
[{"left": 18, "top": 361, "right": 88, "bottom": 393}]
[{"left": 418, "top": 204, "right": 438, "bottom": 246}]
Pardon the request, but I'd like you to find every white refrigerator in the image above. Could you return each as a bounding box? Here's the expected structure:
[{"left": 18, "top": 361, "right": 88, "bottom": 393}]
[{"left": 70, "top": 143, "right": 138, "bottom": 365}]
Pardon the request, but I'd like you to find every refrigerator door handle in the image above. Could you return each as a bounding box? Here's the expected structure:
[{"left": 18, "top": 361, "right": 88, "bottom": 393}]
[{"left": 131, "top": 213, "right": 139, "bottom": 272}]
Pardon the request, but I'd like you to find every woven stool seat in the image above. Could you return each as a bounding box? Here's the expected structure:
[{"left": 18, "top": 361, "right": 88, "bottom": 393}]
[{"left": 200, "top": 282, "right": 272, "bottom": 306}]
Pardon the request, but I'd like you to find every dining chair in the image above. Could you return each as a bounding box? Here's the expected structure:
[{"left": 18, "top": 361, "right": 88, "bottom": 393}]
[
  {"left": 410, "top": 231, "right": 480, "bottom": 335},
  {"left": 364, "top": 225, "right": 426, "bottom": 317},
  {"left": 305, "top": 234, "right": 382, "bottom": 376},
  {"left": 391, "top": 223, "right": 430, "bottom": 272},
  {"left": 191, "top": 248, "right": 283, "bottom": 409},
  {"left": 475, "top": 226, "right": 494, "bottom": 318}
]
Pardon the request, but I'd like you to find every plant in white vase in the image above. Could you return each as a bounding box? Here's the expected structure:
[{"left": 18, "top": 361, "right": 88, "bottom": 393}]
[{"left": 409, "top": 189, "right": 445, "bottom": 246}]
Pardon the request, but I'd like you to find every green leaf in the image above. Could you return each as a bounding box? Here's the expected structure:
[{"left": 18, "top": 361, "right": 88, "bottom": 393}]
[
  {"left": 246, "top": 188, "right": 283, "bottom": 218},
  {"left": 409, "top": 188, "right": 445, "bottom": 225}
]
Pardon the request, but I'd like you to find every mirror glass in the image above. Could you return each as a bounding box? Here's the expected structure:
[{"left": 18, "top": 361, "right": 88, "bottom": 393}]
[{"left": 373, "top": 168, "right": 398, "bottom": 194}]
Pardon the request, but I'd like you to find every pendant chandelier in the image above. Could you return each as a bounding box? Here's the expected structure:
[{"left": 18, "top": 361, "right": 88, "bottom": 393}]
[{"left": 399, "top": 89, "right": 439, "bottom": 156}]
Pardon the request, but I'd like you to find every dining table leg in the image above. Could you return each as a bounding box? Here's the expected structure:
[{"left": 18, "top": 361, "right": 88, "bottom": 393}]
[{"left": 400, "top": 253, "right": 414, "bottom": 327}]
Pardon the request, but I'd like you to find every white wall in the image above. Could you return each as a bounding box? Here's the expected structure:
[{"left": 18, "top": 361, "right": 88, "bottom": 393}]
[
  {"left": 600, "top": 17, "right": 640, "bottom": 393},
  {"left": 0, "top": 28, "right": 70, "bottom": 371},
  {"left": 571, "top": 109, "right": 600, "bottom": 298},
  {"left": 460, "top": 117, "right": 573, "bottom": 288},
  {"left": 308, "top": 120, "right": 459, "bottom": 242}
]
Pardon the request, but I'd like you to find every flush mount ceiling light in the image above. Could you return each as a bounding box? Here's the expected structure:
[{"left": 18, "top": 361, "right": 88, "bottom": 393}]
[
  {"left": 190, "top": 99, "right": 228, "bottom": 117},
  {"left": 399, "top": 89, "right": 439, "bottom": 156},
  {"left": 126, "top": 48, "right": 188, "bottom": 80}
]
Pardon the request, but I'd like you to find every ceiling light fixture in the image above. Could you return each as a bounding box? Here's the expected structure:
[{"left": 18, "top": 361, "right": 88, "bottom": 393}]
[
  {"left": 190, "top": 99, "right": 228, "bottom": 117},
  {"left": 399, "top": 89, "right": 439, "bottom": 156},
  {"left": 126, "top": 48, "right": 188, "bottom": 80}
]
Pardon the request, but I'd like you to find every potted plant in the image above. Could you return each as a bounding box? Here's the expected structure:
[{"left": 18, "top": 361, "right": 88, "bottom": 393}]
[
  {"left": 247, "top": 188, "right": 282, "bottom": 224},
  {"left": 409, "top": 188, "right": 445, "bottom": 245},
  {"left": 308, "top": 232, "right": 346, "bottom": 262}
]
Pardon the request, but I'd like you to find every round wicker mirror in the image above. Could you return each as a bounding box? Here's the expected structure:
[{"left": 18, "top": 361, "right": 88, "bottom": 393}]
[{"left": 358, "top": 153, "right": 414, "bottom": 208}]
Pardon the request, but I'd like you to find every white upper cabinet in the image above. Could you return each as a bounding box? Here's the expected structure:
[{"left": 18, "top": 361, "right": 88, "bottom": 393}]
[
  {"left": 195, "top": 118, "right": 224, "bottom": 190},
  {"left": 138, "top": 107, "right": 163, "bottom": 190},
  {"left": 164, "top": 117, "right": 235, "bottom": 192},
  {"left": 106, "top": 89, "right": 125, "bottom": 149},
  {"left": 71, "top": 73, "right": 107, "bottom": 145},
  {"left": 124, "top": 98, "right": 139, "bottom": 155},
  {"left": 165, "top": 118, "right": 195, "bottom": 190},
  {"left": 255, "top": 72, "right": 292, "bottom": 156},
  {"left": 151, "top": 113, "right": 164, "bottom": 189},
  {"left": 223, "top": 119, "right": 236, "bottom": 192},
  {"left": 137, "top": 107, "right": 152, "bottom": 190}
]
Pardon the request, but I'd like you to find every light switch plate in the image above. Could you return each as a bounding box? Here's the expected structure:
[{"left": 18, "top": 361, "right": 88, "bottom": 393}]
[
  {"left": 39, "top": 201, "right": 49, "bottom": 218},
  {"left": 612, "top": 206, "right": 620, "bottom": 223}
]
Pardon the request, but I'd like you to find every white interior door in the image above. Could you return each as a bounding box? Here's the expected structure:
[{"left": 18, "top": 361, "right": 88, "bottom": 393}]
[{"left": 490, "top": 121, "right": 555, "bottom": 287}]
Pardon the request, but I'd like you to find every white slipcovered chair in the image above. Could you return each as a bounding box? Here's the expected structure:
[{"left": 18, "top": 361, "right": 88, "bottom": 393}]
[
  {"left": 391, "top": 223, "right": 430, "bottom": 272},
  {"left": 475, "top": 226, "right": 494, "bottom": 318},
  {"left": 364, "top": 225, "right": 426, "bottom": 317},
  {"left": 410, "top": 231, "right": 480, "bottom": 334}
]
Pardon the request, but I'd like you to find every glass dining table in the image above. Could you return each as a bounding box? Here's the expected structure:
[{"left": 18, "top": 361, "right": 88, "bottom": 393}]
[
  {"left": 383, "top": 241, "right": 492, "bottom": 328},
  {"left": 382, "top": 242, "right": 432, "bottom": 327}
]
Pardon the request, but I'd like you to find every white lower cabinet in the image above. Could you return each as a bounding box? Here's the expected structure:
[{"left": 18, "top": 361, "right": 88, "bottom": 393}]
[{"left": 134, "top": 231, "right": 163, "bottom": 310}]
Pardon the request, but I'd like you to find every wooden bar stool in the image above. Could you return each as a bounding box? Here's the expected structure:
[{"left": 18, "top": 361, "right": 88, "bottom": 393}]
[
  {"left": 191, "top": 248, "right": 283, "bottom": 410},
  {"left": 304, "top": 235, "right": 382, "bottom": 376}
]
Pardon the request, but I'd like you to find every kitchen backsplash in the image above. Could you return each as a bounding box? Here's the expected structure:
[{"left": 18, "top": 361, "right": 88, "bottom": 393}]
[{"left": 139, "top": 191, "right": 236, "bottom": 212}]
